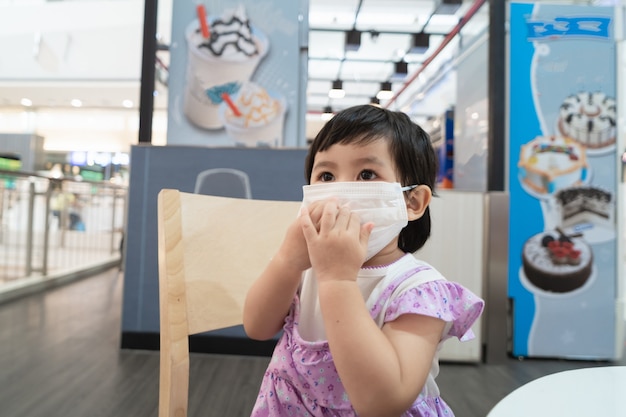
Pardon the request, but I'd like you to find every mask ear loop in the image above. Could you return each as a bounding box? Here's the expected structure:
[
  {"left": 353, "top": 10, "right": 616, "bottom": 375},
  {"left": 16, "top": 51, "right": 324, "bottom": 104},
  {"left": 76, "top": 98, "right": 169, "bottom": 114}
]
[{"left": 402, "top": 184, "right": 438, "bottom": 198}]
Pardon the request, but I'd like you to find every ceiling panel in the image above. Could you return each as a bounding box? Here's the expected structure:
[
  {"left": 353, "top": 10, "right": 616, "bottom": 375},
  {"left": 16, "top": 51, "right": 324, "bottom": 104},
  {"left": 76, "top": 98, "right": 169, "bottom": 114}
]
[
  {"left": 308, "top": 0, "right": 362, "bottom": 30},
  {"left": 308, "top": 59, "right": 343, "bottom": 79},
  {"left": 356, "top": 0, "right": 434, "bottom": 32},
  {"left": 346, "top": 32, "right": 411, "bottom": 61},
  {"left": 308, "top": 31, "right": 346, "bottom": 59},
  {"left": 340, "top": 60, "right": 391, "bottom": 82}
]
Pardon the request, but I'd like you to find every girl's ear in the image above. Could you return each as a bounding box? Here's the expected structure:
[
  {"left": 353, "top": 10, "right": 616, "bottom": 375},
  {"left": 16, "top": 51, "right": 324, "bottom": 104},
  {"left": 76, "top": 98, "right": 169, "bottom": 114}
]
[{"left": 406, "top": 185, "right": 432, "bottom": 221}]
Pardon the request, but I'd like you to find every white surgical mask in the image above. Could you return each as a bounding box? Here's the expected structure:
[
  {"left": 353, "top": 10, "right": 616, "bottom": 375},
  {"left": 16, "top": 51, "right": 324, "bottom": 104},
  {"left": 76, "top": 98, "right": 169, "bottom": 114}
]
[{"left": 301, "top": 182, "right": 414, "bottom": 261}]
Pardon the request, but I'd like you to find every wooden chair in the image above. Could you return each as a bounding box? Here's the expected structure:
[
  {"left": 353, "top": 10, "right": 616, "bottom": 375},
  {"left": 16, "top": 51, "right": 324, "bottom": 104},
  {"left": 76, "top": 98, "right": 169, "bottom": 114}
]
[{"left": 157, "top": 189, "right": 301, "bottom": 417}]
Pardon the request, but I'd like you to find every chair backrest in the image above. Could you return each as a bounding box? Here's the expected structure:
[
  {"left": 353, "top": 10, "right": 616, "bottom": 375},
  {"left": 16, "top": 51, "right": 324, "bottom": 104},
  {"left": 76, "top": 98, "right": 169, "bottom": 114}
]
[
  {"left": 157, "top": 189, "right": 301, "bottom": 417},
  {"left": 193, "top": 168, "right": 252, "bottom": 199}
]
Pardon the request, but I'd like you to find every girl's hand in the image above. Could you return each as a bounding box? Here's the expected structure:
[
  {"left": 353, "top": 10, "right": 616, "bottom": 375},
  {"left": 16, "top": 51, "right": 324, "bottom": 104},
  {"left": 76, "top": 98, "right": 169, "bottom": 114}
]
[
  {"left": 243, "top": 200, "right": 327, "bottom": 340},
  {"left": 300, "top": 200, "right": 373, "bottom": 281},
  {"left": 274, "top": 200, "right": 326, "bottom": 274}
]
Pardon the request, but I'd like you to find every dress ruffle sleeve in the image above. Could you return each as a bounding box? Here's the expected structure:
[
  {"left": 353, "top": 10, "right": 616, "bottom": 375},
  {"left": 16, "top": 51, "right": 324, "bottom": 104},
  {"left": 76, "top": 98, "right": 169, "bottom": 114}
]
[{"left": 383, "top": 280, "right": 484, "bottom": 341}]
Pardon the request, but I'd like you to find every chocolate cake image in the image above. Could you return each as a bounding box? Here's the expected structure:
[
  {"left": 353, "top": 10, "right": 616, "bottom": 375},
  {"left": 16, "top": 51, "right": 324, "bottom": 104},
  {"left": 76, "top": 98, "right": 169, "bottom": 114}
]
[
  {"left": 522, "top": 229, "right": 593, "bottom": 293},
  {"left": 553, "top": 186, "right": 614, "bottom": 229}
]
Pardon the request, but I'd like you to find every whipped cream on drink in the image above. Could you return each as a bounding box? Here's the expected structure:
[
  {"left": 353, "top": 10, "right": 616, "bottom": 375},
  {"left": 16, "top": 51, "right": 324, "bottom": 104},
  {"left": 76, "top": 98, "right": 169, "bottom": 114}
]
[
  {"left": 220, "top": 82, "right": 287, "bottom": 147},
  {"left": 223, "top": 82, "right": 281, "bottom": 128},
  {"left": 183, "top": 5, "right": 269, "bottom": 130}
]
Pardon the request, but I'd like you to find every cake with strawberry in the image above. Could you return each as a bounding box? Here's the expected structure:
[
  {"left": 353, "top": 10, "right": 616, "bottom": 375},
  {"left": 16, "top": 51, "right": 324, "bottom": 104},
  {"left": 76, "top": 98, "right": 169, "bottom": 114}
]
[
  {"left": 518, "top": 136, "right": 588, "bottom": 195},
  {"left": 522, "top": 229, "right": 593, "bottom": 293},
  {"left": 558, "top": 91, "right": 616, "bottom": 149}
]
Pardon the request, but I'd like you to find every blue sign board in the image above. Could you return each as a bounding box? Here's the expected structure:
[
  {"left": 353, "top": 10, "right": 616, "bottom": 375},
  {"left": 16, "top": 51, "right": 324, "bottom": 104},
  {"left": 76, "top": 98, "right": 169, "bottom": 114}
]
[{"left": 508, "top": 3, "right": 618, "bottom": 359}]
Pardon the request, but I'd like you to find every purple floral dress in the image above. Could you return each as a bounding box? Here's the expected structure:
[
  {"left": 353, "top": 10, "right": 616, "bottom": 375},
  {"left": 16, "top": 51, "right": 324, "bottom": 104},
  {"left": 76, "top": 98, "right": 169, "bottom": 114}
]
[{"left": 251, "top": 254, "right": 484, "bottom": 416}]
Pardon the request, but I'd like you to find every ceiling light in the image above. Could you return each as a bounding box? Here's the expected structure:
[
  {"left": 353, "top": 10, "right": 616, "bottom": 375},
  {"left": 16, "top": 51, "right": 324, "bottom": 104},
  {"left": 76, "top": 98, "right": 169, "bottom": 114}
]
[
  {"left": 328, "top": 80, "right": 345, "bottom": 99},
  {"left": 71, "top": 99, "right": 82, "bottom": 107},
  {"left": 395, "top": 60, "right": 408, "bottom": 74},
  {"left": 393, "top": 60, "right": 408, "bottom": 79},
  {"left": 321, "top": 105, "right": 334, "bottom": 121},
  {"left": 376, "top": 81, "right": 394, "bottom": 100},
  {"left": 433, "top": 0, "right": 462, "bottom": 15},
  {"left": 409, "top": 33, "right": 430, "bottom": 54},
  {"left": 122, "top": 99, "right": 134, "bottom": 108},
  {"left": 20, "top": 98, "right": 33, "bottom": 107},
  {"left": 345, "top": 29, "right": 361, "bottom": 52}
]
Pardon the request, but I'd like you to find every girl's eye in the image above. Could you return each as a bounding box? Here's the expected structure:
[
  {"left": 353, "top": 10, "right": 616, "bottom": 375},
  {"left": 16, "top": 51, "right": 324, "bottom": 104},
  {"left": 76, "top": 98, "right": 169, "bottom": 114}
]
[
  {"left": 359, "top": 170, "right": 377, "bottom": 180},
  {"left": 320, "top": 172, "right": 334, "bottom": 182}
]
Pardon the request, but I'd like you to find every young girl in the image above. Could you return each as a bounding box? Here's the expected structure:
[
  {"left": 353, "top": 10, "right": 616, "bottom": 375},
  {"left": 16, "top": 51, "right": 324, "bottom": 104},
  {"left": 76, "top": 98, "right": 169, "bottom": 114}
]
[{"left": 243, "top": 104, "right": 484, "bottom": 417}]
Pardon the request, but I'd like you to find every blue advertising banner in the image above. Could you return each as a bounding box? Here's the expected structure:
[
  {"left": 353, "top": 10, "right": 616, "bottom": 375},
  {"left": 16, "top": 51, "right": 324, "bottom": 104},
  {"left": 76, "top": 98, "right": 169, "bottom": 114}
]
[
  {"left": 508, "top": 3, "right": 618, "bottom": 359},
  {"left": 166, "top": 0, "right": 305, "bottom": 148}
]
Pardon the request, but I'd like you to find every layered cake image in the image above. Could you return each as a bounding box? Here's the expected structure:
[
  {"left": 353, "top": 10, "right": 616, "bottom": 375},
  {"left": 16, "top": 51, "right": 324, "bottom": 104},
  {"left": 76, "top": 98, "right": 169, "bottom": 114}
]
[
  {"left": 522, "top": 229, "right": 593, "bottom": 293},
  {"left": 518, "top": 136, "right": 589, "bottom": 195},
  {"left": 553, "top": 186, "right": 614, "bottom": 230},
  {"left": 558, "top": 91, "right": 616, "bottom": 150}
]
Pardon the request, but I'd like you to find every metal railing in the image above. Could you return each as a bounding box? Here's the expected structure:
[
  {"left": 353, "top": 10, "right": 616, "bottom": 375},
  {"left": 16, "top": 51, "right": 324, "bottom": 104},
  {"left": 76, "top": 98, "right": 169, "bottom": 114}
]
[{"left": 0, "top": 169, "right": 127, "bottom": 297}]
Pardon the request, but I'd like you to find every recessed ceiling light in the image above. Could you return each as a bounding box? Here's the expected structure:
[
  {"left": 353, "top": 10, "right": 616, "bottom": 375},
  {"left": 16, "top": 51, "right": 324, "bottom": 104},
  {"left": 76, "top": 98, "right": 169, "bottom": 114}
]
[
  {"left": 321, "top": 105, "right": 334, "bottom": 121},
  {"left": 71, "top": 99, "right": 83, "bottom": 107},
  {"left": 328, "top": 80, "right": 345, "bottom": 99},
  {"left": 376, "top": 90, "right": 394, "bottom": 100},
  {"left": 20, "top": 98, "right": 33, "bottom": 107},
  {"left": 376, "top": 81, "right": 394, "bottom": 100},
  {"left": 122, "top": 100, "right": 134, "bottom": 108}
]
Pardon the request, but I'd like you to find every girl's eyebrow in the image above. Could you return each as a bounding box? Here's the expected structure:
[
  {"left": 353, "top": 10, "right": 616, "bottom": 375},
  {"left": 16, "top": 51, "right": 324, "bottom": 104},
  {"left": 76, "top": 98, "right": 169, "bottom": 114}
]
[
  {"left": 313, "top": 155, "right": 387, "bottom": 172},
  {"left": 353, "top": 155, "right": 386, "bottom": 166},
  {"left": 311, "top": 160, "right": 337, "bottom": 171}
]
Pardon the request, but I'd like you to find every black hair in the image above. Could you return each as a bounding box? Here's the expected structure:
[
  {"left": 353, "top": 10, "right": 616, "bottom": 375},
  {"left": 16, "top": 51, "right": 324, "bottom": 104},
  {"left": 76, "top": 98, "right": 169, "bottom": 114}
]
[{"left": 304, "top": 104, "right": 438, "bottom": 253}]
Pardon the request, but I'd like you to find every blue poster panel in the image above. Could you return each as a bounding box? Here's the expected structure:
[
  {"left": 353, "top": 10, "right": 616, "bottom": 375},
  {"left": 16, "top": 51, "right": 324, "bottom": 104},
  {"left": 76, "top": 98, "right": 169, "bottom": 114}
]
[
  {"left": 508, "top": 3, "right": 619, "bottom": 359},
  {"left": 166, "top": 1, "right": 305, "bottom": 148}
]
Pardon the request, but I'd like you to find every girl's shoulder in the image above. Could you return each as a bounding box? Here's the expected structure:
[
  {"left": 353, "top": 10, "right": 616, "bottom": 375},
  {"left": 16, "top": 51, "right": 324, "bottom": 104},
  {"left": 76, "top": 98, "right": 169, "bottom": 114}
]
[{"left": 373, "top": 254, "right": 485, "bottom": 340}]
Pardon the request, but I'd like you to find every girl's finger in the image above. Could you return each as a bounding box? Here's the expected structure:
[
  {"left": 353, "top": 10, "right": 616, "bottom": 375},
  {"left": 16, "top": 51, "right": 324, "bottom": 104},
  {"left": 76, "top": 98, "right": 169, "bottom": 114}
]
[
  {"left": 319, "top": 200, "right": 338, "bottom": 231},
  {"left": 360, "top": 221, "right": 374, "bottom": 246},
  {"left": 334, "top": 204, "right": 351, "bottom": 230},
  {"left": 299, "top": 206, "right": 318, "bottom": 242}
]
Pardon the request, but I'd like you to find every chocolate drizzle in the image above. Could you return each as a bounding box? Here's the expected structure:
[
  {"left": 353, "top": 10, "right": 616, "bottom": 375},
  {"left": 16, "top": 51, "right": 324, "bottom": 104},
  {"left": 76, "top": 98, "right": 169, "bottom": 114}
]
[{"left": 197, "top": 16, "right": 258, "bottom": 57}]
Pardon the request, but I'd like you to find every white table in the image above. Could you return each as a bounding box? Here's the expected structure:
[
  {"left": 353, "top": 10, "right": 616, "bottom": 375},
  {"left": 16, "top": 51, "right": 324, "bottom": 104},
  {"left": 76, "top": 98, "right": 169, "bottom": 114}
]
[{"left": 487, "top": 366, "right": 626, "bottom": 417}]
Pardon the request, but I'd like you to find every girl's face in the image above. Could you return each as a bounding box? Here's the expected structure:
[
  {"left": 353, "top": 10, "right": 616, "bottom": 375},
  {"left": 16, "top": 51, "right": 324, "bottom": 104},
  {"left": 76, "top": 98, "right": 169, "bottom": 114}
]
[{"left": 309, "top": 139, "right": 399, "bottom": 185}]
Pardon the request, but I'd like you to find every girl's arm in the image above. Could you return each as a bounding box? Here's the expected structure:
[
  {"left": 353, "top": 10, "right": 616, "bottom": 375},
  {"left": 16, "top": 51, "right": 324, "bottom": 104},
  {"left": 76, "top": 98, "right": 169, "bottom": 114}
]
[
  {"left": 243, "top": 250, "right": 303, "bottom": 340},
  {"left": 302, "top": 202, "right": 445, "bottom": 417},
  {"left": 318, "top": 281, "right": 445, "bottom": 417},
  {"left": 243, "top": 202, "right": 325, "bottom": 340}
]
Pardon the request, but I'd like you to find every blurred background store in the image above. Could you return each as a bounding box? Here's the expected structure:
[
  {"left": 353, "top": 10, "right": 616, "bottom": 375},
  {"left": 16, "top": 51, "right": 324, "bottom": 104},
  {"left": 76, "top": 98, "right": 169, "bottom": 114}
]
[{"left": 1, "top": 0, "right": 623, "bottom": 178}]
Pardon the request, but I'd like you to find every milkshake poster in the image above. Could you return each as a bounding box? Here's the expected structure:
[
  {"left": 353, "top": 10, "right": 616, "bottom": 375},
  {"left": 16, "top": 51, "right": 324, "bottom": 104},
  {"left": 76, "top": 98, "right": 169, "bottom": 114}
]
[
  {"left": 166, "top": 1, "right": 305, "bottom": 148},
  {"left": 508, "top": 3, "right": 619, "bottom": 359}
]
